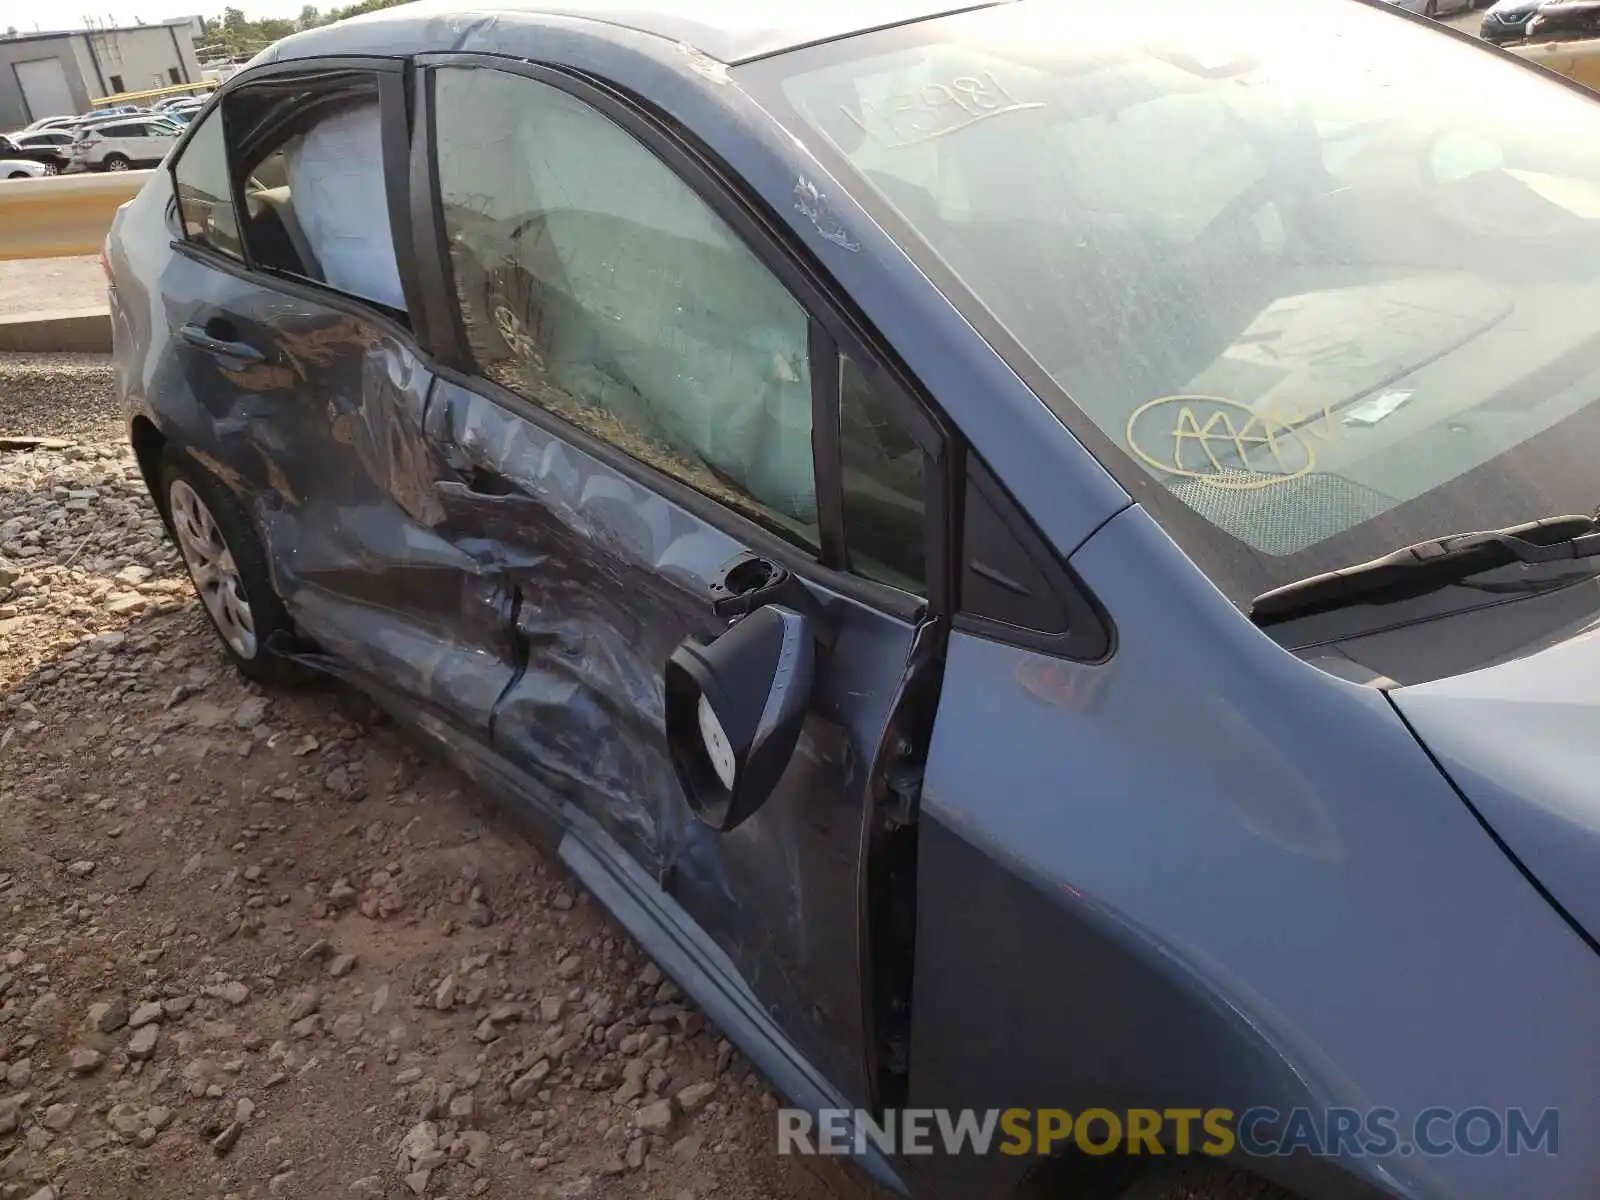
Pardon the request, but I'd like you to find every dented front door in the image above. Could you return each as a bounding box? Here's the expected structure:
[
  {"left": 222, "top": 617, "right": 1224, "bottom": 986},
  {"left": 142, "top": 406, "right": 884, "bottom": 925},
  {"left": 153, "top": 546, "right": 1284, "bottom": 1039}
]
[{"left": 425, "top": 375, "right": 915, "bottom": 1110}]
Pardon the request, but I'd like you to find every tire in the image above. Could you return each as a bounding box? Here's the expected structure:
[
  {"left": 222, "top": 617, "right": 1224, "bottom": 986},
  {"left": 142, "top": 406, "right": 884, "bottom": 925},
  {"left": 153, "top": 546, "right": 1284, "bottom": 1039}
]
[
  {"left": 160, "top": 453, "right": 301, "bottom": 684},
  {"left": 102, "top": 153, "right": 130, "bottom": 172},
  {"left": 6, "top": 171, "right": 27, "bottom": 179}
]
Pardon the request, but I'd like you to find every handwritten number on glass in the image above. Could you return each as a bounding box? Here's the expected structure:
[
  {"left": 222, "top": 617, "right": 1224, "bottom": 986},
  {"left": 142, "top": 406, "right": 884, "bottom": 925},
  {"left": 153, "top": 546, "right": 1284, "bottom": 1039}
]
[{"left": 841, "top": 72, "right": 1043, "bottom": 148}]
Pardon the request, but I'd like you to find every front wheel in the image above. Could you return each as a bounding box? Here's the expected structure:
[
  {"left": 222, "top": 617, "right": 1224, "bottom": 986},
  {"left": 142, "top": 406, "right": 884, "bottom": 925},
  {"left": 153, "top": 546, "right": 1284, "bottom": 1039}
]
[
  {"left": 161, "top": 455, "right": 300, "bottom": 684},
  {"left": 7, "top": 171, "right": 28, "bottom": 179},
  {"left": 102, "top": 153, "right": 130, "bottom": 172}
]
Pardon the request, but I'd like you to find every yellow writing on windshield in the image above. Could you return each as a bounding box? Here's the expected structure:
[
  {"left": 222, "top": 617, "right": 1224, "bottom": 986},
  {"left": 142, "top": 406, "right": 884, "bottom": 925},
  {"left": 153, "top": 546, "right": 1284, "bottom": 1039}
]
[{"left": 1126, "top": 395, "right": 1336, "bottom": 490}]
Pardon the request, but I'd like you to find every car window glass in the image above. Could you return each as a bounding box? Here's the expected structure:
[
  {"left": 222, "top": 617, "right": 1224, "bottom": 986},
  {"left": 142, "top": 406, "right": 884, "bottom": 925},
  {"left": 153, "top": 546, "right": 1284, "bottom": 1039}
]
[
  {"left": 840, "top": 354, "right": 926, "bottom": 592},
  {"left": 173, "top": 109, "right": 243, "bottom": 261},
  {"left": 434, "top": 66, "right": 819, "bottom": 548},
  {"left": 230, "top": 85, "right": 406, "bottom": 313}
]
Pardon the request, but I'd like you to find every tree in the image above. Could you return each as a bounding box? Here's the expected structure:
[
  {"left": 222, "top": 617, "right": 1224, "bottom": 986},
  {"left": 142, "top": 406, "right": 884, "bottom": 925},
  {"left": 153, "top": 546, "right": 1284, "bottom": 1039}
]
[{"left": 201, "top": 0, "right": 414, "bottom": 56}]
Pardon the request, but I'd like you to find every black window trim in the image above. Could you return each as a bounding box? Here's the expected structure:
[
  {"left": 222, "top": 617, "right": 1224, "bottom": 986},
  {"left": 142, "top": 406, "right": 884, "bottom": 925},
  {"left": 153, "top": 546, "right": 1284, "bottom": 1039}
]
[
  {"left": 166, "top": 55, "right": 425, "bottom": 337},
  {"left": 414, "top": 52, "right": 950, "bottom": 625}
]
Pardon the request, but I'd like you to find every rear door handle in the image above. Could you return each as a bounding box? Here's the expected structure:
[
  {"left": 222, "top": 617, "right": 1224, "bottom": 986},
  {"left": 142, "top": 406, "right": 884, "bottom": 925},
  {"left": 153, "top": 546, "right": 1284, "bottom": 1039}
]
[{"left": 179, "top": 322, "right": 264, "bottom": 364}]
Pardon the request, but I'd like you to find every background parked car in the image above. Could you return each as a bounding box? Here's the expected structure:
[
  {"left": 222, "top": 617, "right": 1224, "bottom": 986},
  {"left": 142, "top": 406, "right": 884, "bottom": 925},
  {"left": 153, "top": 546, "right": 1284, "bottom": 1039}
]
[
  {"left": 1383, "top": 0, "right": 1476, "bottom": 16},
  {"left": 1483, "top": 0, "right": 1556, "bottom": 39},
  {"left": 68, "top": 117, "right": 178, "bottom": 172},
  {"left": 1526, "top": 0, "right": 1600, "bottom": 38},
  {"left": 0, "top": 158, "right": 48, "bottom": 180},
  {"left": 1, "top": 130, "right": 69, "bottom": 172},
  {"left": 20, "top": 114, "right": 78, "bottom": 132}
]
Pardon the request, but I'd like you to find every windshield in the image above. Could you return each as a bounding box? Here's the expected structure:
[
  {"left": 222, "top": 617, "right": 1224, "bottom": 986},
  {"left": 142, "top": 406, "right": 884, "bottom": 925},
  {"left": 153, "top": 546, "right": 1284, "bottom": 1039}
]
[{"left": 743, "top": 0, "right": 1600, "bottom": 608}]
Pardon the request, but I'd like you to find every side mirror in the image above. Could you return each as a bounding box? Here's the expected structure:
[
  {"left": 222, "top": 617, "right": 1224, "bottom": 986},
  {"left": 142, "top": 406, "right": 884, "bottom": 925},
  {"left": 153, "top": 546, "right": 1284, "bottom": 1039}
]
[{"left": 664, "top": 605, "right": 816, "bottom": 832}]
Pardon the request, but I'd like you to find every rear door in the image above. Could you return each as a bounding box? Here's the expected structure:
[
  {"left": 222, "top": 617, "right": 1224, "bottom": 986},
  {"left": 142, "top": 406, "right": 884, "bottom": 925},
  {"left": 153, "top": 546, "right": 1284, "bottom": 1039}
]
[
  {"left": 138, "top": 121, "right": 174, "bottom": 163},
  {"left": 419, "top": 59, "right": 949, "bottom": 1110},
  {"left": 160, "top": 60, "right": 519, "bottom": 738}
]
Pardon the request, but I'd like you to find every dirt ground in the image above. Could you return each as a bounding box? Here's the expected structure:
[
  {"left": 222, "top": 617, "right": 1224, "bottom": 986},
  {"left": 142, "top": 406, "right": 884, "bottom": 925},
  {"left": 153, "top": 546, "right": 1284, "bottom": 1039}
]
[{"left": 0, "top": 353, "right": 881, "bottom": 1200}]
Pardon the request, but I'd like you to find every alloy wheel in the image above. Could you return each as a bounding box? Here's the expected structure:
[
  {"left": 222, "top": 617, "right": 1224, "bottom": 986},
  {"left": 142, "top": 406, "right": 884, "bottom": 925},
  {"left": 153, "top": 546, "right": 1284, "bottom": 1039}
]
[{"left": 168, "top": 479, "right": 257, "bottom": 658}]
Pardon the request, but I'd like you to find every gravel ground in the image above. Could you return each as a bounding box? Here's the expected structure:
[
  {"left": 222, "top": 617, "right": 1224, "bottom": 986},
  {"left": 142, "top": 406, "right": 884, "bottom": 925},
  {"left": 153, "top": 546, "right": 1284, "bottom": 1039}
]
[{"left": 0, "top": 353, "right": 877, "bottom": 1200}]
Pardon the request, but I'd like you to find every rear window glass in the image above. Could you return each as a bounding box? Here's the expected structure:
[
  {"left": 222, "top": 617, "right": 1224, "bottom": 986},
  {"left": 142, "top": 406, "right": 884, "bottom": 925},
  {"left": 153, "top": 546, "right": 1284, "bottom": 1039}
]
[{"left": 173, "top": 110, "right": 243, "bottom": 261}]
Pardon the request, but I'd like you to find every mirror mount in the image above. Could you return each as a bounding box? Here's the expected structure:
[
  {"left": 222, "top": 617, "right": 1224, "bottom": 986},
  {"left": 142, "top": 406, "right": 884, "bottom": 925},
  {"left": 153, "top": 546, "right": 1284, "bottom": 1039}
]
[{"left": 707, "top": 550, "right": 834, "bottom": 648}]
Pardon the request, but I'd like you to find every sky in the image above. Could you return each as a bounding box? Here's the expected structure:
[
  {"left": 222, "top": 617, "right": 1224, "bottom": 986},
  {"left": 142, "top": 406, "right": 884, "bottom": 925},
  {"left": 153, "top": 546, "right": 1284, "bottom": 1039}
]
[{"left": 0, "top": 0, "right": 307, "bottom": 32}]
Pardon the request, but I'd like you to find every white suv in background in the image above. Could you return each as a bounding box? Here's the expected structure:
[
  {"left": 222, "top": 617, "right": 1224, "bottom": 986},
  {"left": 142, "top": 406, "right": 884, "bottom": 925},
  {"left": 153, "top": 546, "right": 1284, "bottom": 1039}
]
[{"left": 68, "top": 118, "right": 180, "bottom": 172}]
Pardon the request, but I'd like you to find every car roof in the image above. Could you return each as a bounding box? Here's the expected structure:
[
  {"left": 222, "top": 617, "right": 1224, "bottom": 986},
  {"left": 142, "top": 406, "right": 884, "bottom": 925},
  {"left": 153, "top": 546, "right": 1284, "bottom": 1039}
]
[{"left": 290, "top": 0, "right": 1006, "bottom": 64}]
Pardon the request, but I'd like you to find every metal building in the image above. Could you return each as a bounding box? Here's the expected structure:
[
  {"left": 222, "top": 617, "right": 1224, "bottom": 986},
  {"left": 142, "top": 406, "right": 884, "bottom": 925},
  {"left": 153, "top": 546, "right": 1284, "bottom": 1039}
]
[{"left": 0, "top": 19, "right": 204, "bottom": 128}]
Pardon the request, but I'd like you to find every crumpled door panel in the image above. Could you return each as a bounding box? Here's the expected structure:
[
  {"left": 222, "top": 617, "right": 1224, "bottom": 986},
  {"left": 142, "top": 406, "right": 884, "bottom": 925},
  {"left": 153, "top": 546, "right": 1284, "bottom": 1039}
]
[
  {"left": 428, "top": 377, "right": 912, "bottom": 1108},
  {"left": 159, "top": 253, "right": 517, "bottom": 736}
]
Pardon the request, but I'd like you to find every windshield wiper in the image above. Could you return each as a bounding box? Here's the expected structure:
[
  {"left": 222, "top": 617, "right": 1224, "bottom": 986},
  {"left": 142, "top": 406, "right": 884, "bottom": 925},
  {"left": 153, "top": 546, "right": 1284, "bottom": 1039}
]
[{"left": 1250, "top": 514, "right": 1600, "bottom": 627}]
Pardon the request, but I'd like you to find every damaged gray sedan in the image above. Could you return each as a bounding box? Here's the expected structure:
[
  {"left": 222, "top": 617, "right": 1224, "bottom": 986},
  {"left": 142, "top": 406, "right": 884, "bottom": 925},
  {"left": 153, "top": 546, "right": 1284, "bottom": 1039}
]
[{"left": 110, "top": 1, "right": 1600, "bottom": 1197}]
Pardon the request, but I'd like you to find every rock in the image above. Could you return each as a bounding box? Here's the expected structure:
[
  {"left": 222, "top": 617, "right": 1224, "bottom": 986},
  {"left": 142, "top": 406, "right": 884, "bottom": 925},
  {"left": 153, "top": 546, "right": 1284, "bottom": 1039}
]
[
  {"left": 459, "top": 1128, "right": 491, "bottom": 1168},
  {"left": 634, "top": 1098, "right": 676, "bottom": 1134},
  {"left": 404, "top": 1169, "right": 432, "bottom": 1196},
  {"left": 447, "top": 1093, "right": 476, "bottom": 1125},
  {"left": 128, "top": 1000, "right": 164, "bottom": 1029},
  {"left": 232, "top": 696, "right": 269, "bottom": 729},
  {"left": 66, "top": 859, "right": 96, "bottom": 877},
  {"left": 296, "top": 938, "right": 334, "bottom": 975},
  {"left": 615, "top": 1076, "right": 645, "bottom": 1104},
  {"left": 22, "top": 1187, "right": 55, "bottom": 1200},
  {"left": 106, "top": 1102, "right": 145, "bottom": 1137},
  {"left": 639, "top": 963, "right": 663, "bottom": 987},
  {"left": 212, "top": 1119, "right": 243, "bottom": 1155},
  {"left": 212, "top": 981, "right": 251, "bottom": 1006},
  {"left": 327, "top": 952, "right": 357, "bottom": 978},
  {"left": 164, "top": 681, "right": 204, "bottom": 709},
  {"left": 626, "top": 1136, "right": 646, "bottom": 1171},
  {"left": 677, "top": 1081, "right": 716, "bottom": 1115},
  {"left": 433, "top": 974, "right": 456, "bottom": 1011},
  {"left": 290, "top": 1015, "right": 320, "bottom": 1040},
  {"left": 556, "top": 954, "right": 583, "bottom": 981},
  {"left": 394, "top": 1066, "right": 423, "bottom": 1085},
  {"left": 0, "top": 1097, "right": 19, "bottom": 1135},
  {"left": 127, "top": 1023, "right": 159, "bottom": 1060},
  {"left": 146, "top": 1105, "right": 173, "bottom": 1130},
  {"left": 488, "top": 1002, "right": 522, "bottom": 1025},
  {"left": 269, "top": 1171, "right": 296, "bottom": 1195},
  {"left": 41, "top": 1102, "right": 76, "bottom": 1131},
  {"left": 163, "top": 996, "right": 195, "bottom": 1018},
  {"left": 539, "top": 996, "right": 564, "bottom": 1023},
  {"left": 5, "top": 1059, "right": 29, "bottom": 1086},
  {"left": 508, "top": 1060, "right": 550, "bottom": 1104},
  {"left": 347, "top": 1177, "right": 385, "bottom": 1196},
  {"left": 69, "top": 1046, "right": 104, "bottom": 1074},
  {"left": 331, "top": 1013, "right": 363, "bottom": 1041},
  {"left": 399, "top": 1120, "right": 439, "bottom": 1162},
  {"left": 236, "top": 1097, "right": 255, "bottom": 1123},
  {"left": 671, "top": 1130, "right": 706, "bottom": 1162},
  {"left": 88, "top": 996, "right": 130, "bottom": 1033},
  {"left": 26, "top": 992, "right": 60, "bottom": 1025},
  {"left": 472, "top": 1018, "right": 499, "bottom": 1044},
  {"left": 285, "top": 989, "right": 320, "bottom": 1022}
]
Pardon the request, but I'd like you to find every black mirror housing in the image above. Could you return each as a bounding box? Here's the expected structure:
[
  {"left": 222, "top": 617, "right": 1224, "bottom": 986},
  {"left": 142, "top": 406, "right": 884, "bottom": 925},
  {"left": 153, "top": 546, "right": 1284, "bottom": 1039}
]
[{"left": 664, "top": 605, "right": 816, "bottom": 832}]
